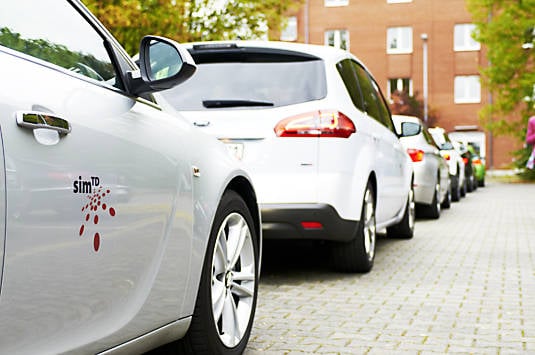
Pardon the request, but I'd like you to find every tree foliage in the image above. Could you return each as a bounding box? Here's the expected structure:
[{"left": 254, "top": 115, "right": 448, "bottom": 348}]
[
  {"left": 466, "top": 0, "right": 535, "bottom": 169},
  {"left": 83, "top": 0, "right": 302, "bottom": 55}
]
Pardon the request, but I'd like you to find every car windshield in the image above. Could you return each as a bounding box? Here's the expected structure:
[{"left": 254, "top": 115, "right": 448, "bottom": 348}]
[{"left": 160, "top": 52, "right": 327, "bottom": 110}]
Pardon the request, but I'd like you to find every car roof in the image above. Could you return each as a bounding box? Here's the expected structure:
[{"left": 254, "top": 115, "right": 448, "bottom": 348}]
[{"left": 183, "top": 40, "right": 373, "bottom": 74}]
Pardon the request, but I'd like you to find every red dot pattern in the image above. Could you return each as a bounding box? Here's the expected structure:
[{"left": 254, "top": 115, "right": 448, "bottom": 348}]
[{"left": 78, "top": 186, "right": 116, "bottom": 252}]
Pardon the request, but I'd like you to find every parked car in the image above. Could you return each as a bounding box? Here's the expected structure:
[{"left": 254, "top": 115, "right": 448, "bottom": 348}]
[
  {"left": 158, "top": 40, "right": 415, "bottom": 273},
  {"left": 428, "top": 127, "right": 467, "bottom": 200},
  {"left": 455, "top": 141, "right": 477, "bottom": 192},
  {"left": 0, "top": 2, "right": 261, "bottom": 354},
  {"left": 469, "top": 145, "right": 486, "bottom": 187},
  {"left": 392, "top": 115, "right": 451, "bottom": 219}
]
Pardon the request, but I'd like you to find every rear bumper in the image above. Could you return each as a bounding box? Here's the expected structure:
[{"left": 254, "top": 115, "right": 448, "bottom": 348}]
[{"left": 260, "top": 203, "right": 360, "bottom": 242}]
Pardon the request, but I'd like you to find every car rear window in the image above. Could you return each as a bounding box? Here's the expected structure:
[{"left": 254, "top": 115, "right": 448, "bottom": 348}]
[{"left": 160, "top": 46, "right": 327, "bottom": 110}]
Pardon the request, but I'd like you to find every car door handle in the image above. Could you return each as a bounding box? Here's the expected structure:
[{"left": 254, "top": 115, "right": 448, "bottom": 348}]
[
  {"left": 193, "top": 120, "right": 210, "bottom": 127},
  {"left": 16, "top": 111, "right": 71, "bottom": 134}
]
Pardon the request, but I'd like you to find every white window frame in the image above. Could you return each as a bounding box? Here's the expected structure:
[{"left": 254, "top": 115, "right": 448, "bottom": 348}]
[
  {"left": 280, "top": 16, "right": 298, "bottom": 42},
  {"left": 325, "top": 0, "right": 349, "bottom": 7},
  {"left": 387, "top": 26, "right": 413, "bottom": 54},
  {"left": 325, "top": 29, "right": 350, "bottom": 50},
  {"left": 454, "top": 24, "right": 480, "bottom": 51},
  {"left": 454, "top": 75, "right": 481, "bottom": 103}
]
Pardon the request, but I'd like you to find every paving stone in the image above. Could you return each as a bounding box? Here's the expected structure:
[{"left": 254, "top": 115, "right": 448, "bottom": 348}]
[{"left": 245, "top": 182, "right": 535, "bottom": 354}]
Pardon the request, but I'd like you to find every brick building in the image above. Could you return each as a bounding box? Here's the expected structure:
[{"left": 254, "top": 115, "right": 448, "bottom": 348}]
[{"left": 282, "top": 0, "right": 520, "bottom": 168}]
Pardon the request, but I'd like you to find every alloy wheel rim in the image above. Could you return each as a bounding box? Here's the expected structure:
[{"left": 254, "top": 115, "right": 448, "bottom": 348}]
[
  {"left": 435, "top": 182, "right": 441, "bottom": 213},
  {"left": 211, "top": 212, "right": 256, "bottom": 347},
  {"left": 363, "top": 189, "right": 376, "bottom": 260},
  {"left": 408, "top": 187, "right": 416, "bottom": 230}
]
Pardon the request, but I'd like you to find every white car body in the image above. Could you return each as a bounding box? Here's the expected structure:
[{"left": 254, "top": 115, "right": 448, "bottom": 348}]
[
  {"left": 393, "top": 115, "right": 451, "bottom": 217},
  {"left": 0, "top": 2, "right": 260, "bottom": 354},
  {"left": 428, "top": 126, "right": 466, "bottom": 201},
  {"left": 159, "top": 41, "right": 415, "bottom": 272}
]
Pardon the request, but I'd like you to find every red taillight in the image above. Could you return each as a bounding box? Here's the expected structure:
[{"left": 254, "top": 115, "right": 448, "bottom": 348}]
[
  {"left": 301, "top": 221, "right": 323, "bottom": 229},
  {"left": 443, "top": 153, "right": 451, "bottom": 160},
  {"left": 407, "top": 148, "right": 424, "bottom": 162},
  {"left": 473, "top": 158, "right": 482, "bottom": 165},
  {"left": 462, "top": 157, "right": 469, "bottom": 165},
  {"left": 274, "top": 110, "right": 356, "bottom": 138}
]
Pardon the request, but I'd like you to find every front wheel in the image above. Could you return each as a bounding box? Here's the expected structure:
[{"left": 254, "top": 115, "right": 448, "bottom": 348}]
[
  {"left": 330, "top": 182, "right": 376, "bottom": 273},
  {"left": 179, "top": 190, "right": 258, "bottom": 354},
  {"left": 387, "top": 182, "right": 415, "bottom": 239}
]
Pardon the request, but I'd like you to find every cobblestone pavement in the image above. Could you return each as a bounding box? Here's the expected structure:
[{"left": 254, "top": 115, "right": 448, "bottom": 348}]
[{"left": 245, "top": 182, "right": 535, "bottom": 354}]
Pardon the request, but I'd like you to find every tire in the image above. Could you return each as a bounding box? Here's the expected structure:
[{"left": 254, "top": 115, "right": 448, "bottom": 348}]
[
  {"left": 441, "top": 185, "right": 451, "bottom": 209},
  {"left": 425, "top": 179, "right": 441, "bottom": 219},
  {"left": 467, "top": 175, "right": 474, "bottom": 193},
  {"left": 330, "top": 182, "right": 376, "bottom": 273},
  {"left": 178, "top": 190, "right": 258, "bottom": 355},
  {"left": 387, "top": 182, "right": 415, "bottom": 239},
  {"left": 478, "top": 178, "right": 485, "bottom": 187},
  {"left": 460, "top": 177, "right": 467, "bottom": 197},
  {"left": 451, "top": 174, "right": 460, "bottom": 202}
]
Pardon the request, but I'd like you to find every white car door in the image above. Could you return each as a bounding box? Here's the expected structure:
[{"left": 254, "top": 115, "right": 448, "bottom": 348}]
[
  {"left": 352, "top": 64, "right": 407, "bottom": 222},
  {"left": 0, "top": 2, "right": 193, "bottom": 353}
]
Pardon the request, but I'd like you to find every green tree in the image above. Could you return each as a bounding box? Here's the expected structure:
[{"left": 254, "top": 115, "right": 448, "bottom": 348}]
[
  {"left": 83, "top": 0, "right": 302, "bottom": 55},
  {"left": 466, "top": 0, "right": 535, "bottom": 173}
]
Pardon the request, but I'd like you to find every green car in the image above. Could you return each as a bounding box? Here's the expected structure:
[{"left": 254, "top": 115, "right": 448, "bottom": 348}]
[{"left": 468, "top": 145, "right": 486, "bottom": 187}]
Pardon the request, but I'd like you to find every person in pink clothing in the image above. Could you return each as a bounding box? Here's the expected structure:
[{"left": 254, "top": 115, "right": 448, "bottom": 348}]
[{"left": 526, "top": 116, "right": 535, "bottom": 169}]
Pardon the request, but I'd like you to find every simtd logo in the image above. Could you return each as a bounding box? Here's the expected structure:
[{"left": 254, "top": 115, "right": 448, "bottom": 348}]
[{"left": 74, "top": 176, "right": 116, "bottom": 251}]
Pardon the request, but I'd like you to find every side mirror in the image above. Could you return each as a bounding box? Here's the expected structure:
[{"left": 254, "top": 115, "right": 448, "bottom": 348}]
[
  {"left": 400, "top": 122, "right": 421, "bottom": 137},
  {"left": 128, "top": 36, "right": 196, "bottom": 96},
  {"left": 440, "top": 142, "right": 454, "bottom": 150}
]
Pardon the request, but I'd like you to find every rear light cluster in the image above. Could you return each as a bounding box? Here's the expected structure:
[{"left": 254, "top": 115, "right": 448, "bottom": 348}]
[
  {"left": 274, "top": 110, "right": 356, "bottom": 138},
  {"left": 462, "top": 157, "right": 469, "bottom": 165},
  {"left": 443, "top": 153, "right": 451, "bottom": 161},
  {"left": 407, "top": 148, "right": 424, "bottom": 162}
]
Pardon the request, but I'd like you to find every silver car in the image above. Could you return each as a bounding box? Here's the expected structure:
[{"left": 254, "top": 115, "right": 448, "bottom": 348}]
[
  {"left": 393, "top": 115, "right": 451, "bottom": 219},
  {"left": 0, "top": 1, "right": 261, "bottom": 354}
]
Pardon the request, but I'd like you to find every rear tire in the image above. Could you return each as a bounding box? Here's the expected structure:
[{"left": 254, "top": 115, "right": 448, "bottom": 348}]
[
  {"left": 441, "top": 185, "right": 451, "bottom": 209},
  {"left": 178, "top": 190, "right": 258, "bottom": 355},
  {"left": 331, "top": 182, "right": 376, "bottom": 273}
]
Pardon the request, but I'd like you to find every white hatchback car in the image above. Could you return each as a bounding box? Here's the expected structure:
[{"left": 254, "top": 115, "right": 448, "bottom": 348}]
[
  {"left": 160, "top": 41, "right": 415, "bottom": 273},
  {"left": 0, "top": 2, "right": 261, "bottom": 354},
  {"left": 428, "top": 127, "right": 467, "bottom": 200}
]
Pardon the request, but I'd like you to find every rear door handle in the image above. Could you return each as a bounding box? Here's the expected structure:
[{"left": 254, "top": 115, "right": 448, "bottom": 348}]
[{"left": 16, "top": 111, "right": 71, "bottom": 134}]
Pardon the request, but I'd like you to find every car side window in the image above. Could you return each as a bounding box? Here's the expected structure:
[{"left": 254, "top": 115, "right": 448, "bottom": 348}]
[
  {"left": 336, "top": 59, "right": 365, "bottom": 112},
  {"left": 371, "top": 78, "right": 396, "bottom": 132},
  {"left": 352, "top": 63, "right": 383, "bottom": 124},
  {"left": 0, "top": 1, "right": 121, "bottom": 89}
]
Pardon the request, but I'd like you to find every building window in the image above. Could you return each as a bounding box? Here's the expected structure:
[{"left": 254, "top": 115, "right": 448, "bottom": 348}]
[
  {"left": 280, "top": 16, "right": 297, "bottom": 42},
  {"left": 387, "top": 78, "right": 413, "bottom": 99},
  {"left": 387, "top": 27, "right": 413, "bottom": 54},
  {"left": 454, "top": 75, "right": 481, "bottom": 103},
  {"left": 454, "top": 24, "right": 480, "bottom": 51},
  {"left": 387, "top": 0, "right": 412, "bottom": 3},
  {"left": 325, "top": 0, "right": 349, "bottom": 6},
  {"left": 325, "top": 30, "right": 349, "bottom": 50}
]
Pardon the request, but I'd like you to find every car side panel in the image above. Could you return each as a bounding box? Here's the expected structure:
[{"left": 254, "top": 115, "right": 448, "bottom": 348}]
[{"left": 0, "top": 50, "right": 194, "bottom": 353}]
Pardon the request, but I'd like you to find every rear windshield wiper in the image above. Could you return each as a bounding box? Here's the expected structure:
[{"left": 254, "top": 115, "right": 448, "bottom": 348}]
[{"left": 202, "top": 99, "right": 274, "bottom": 108}]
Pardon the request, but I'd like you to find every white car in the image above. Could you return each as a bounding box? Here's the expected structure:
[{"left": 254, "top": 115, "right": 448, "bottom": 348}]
[
  {"left": 159, "top": 41, "right": 414, "bottom": 273},
  {"left": 393, "top": 115, "right": 451, "bottom": 219},
  {"left": 428, "top": 127, "right": 467, "bottom": 201},
  {"left": 0, "top": 2, "right": 261, "bottom": 354}
]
